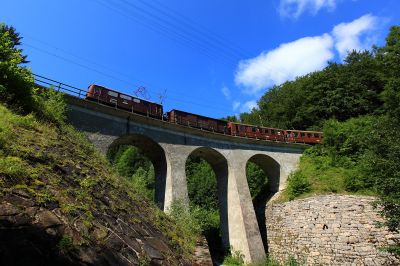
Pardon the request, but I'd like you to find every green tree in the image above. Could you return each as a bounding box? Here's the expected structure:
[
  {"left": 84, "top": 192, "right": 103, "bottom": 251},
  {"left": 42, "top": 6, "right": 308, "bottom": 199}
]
[
  {"left": 0, "top": 23, "right": 34, "bottom": 112},
  {"left": 110, "top": 145, "right": 155, "bottom": 201},
  {"left": 246, "top": 162, "right": 268, "bottom": 200},
  {"left": 186, "top": 157, "right": 218, "bottom": 210},
  {"left": 241, "top": 49, "right": 385, "bottom": 130},
  {"left": 370, "top": 26, "right": 400, "bottom": 231}
]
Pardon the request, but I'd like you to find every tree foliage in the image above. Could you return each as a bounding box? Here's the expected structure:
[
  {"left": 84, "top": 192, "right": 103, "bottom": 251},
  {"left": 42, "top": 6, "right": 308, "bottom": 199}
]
[
  {"left": 246, "top": 161, "right": 268, "bottom": 200},
  {"left": 186, "top": 157, "right": 219, "bottom": 210},
  {"left": 240, "top": 50, "right": 385, "bottom": 130},
  {"left": 109, "top": 146, "right": 155, "bottom": 201},
  {"left": 0, "top": 23, "right": 34, "bottom": 113},
  {"left": 262, "top": 26, "right": 400, "bottom": 234}
]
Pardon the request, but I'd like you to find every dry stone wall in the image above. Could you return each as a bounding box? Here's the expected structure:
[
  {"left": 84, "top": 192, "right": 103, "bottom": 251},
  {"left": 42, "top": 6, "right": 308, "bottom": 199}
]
[{"left": 266, "top": 195, "right": 400, "bottom": 265}]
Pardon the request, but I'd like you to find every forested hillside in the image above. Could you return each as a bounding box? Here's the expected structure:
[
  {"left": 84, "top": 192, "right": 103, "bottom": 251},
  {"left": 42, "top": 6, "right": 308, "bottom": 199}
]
[{"left": 236, "top": 26, "right": 400, "bottom": 238}]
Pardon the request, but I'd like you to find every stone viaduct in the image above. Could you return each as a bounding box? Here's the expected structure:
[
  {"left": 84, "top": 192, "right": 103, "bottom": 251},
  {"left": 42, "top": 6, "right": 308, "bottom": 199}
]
[{"left": 64, "top": 95, "right": 306, "bottom": 263}]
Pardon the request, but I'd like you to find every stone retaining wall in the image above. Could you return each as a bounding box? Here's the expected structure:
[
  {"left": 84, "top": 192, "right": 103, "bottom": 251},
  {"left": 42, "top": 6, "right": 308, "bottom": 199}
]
[{"left": 266, "top": 195, "right": 400, "bottom": 265}]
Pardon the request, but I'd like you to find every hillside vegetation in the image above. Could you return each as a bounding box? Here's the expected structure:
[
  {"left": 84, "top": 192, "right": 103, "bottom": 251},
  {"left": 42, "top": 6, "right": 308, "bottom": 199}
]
[{"left": 237, "top": 26, "right": 400, "bottom": 235}]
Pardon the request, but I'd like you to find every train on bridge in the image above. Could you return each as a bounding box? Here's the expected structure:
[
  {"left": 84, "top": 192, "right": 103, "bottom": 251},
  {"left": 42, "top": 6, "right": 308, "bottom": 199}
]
[{"left": 86, "top": 84, "right": 323, "bottom": 144}]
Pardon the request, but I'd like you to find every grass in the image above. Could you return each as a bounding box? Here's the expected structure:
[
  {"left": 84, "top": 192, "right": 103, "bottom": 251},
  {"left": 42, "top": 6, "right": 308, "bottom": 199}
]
[
  {"left": 0, "top": 103, "right": 195, "bottom": 262},
  {"left": 222, "top": 252, "right": 302, "bottom": 266},
  {"left": 276, "top": 147, "right": 377, "bottom": 202}
]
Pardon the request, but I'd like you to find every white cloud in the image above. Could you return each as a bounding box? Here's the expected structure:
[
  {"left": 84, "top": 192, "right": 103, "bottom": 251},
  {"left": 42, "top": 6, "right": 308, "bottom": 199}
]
[
  {"left": 240, "top": 100, "right": 258, "bottom": 113},
  {"left": 235, "top": 34, "right": 334, "bottom": 95},
  {"left": 221, "top": 86, "right": 231, "bottom": 100},
  {"left": 332, "top": 14, "right": 378, "bottom": 60},
  {"left": 234, "top": 14, "right": 380, "bottom": 95},
  {"left": 279, "top": 0, "right": 336, "bottom": 19},
  {"left": 232, "top": 101, "right": 240, "bottom": 111}
]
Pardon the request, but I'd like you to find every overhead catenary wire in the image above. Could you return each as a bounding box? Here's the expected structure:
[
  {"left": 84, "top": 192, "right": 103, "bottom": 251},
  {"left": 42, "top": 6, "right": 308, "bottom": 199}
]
[
  {"left": 24, "top": 39, "right": 229, "bottom": 109},
  {"left": 115, "top": 0, "right": 248, "bottom": 60},
  {"left": 135, "top": 0, "right": 251, "bottom": 58},
  {"left": 25, "top": 44, "right": 235, "bottom": 114},
  {"left": 22, "top": 0, "right": 255, "bottom": 114},
  {"left": 92, "top": 0, "right": 241, "bottom": 67}
]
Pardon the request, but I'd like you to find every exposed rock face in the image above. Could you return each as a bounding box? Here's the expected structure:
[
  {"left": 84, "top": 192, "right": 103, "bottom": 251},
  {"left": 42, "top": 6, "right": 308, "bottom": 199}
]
[
  {"left": 266, "top": 195, "right": 400, "bottom": 265},
  {"left": 0, "top": 188, "right": 189, "bottom": 266},
  {"left": 0, "top": 106, "right": 193, "bottom": 266}
]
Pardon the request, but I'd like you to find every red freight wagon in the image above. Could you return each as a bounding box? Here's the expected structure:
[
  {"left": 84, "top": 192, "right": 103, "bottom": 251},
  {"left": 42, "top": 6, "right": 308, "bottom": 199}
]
[
  {"left": 284, "top": 130, "right": 323, "bottom": 144},
  {"left": 167, "top": 109, "right": 227, "bottom": 134},
  {"left": 227, "top": 122, "right": 285, "bottom": 141},
  {"left": 86, "top": 84, "right": 163, "bottom": 119}
]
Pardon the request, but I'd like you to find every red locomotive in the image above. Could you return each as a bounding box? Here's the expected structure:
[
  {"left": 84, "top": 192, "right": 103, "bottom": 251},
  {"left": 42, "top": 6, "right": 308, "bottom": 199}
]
[
  {"left": 85, "top": 85, "right": 323, "bottom": 145},
  {"left": 86, "top": 84, "right": 163, "bottom": 119}
]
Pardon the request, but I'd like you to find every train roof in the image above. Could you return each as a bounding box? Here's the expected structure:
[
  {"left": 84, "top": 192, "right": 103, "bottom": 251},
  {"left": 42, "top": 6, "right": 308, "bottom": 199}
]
[
  {"left": 168, "top": 109, "right": 226, "bottom": 122},
  {"left": 88, "top": 84, "right": 162, "bottom": 106},
  {"left": 227, "top": 121, "right": 323, "bottom": 134},
  {"left": 227, "top": 121, "right": 284, "bottom": 130}
]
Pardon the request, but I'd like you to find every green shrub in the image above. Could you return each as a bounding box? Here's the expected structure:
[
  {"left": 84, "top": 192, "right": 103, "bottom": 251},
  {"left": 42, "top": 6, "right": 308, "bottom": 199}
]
[
  {"left": 57, "top": 235, "right": 74, "bottom": 252},
  {"left": 286, "top": 171, "right": 311, "bottom": 200},
  {"left": 167, "top": 200, "right": 201, "bottom": 256},
  {"left": 190, "top": 205, "right": 220, "bottom": 233},
  {"left": 0, "top": 156, "right": 28, "bottom": 177},
  {"left": 33, "top": 88, "right": 67, "bottom": 125},
  {"left": 382, "top": 245, "right": 400, "bottom": 257},
  {"left": 130, "top": 166, "right": 155, "bottom": 201},
  {"left": 323, "top": 117, "right": 375, "bottom": 159},
  {"left": 222, "top": 249, "right": 245, "bottom": 265}
]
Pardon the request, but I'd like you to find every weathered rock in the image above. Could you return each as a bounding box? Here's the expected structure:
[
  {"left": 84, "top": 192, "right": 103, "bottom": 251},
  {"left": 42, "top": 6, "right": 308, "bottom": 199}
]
[
  {"left": 36, "top": 210, "right": 63, "bottom": 228},
  {"left": 0, "top": 195, "right": 191, "bottom": 266}
]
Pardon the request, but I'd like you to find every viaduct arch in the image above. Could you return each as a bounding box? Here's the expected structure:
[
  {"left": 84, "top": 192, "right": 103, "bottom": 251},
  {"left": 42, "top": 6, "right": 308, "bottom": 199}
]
[
  {"left": 65, "top": 95, "right": 306, "bottom": 263},
  {"left": 108, "top": 134, "right": 168, "bottom": 209}
]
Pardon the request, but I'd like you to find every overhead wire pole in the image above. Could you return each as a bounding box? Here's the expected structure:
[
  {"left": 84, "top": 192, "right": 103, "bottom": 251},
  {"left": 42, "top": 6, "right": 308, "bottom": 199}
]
[
  {"left": 24, "top": 37, "right": 219, "bottom": 104},
  {"left": 26, "top": 44, "right": 235, "bottom": 113},
  {"left": 25, "top": 41, "right": 231, "bottom": 112},
  {"left": 24, "top": 0, "right": 254, "bottom": 114}
]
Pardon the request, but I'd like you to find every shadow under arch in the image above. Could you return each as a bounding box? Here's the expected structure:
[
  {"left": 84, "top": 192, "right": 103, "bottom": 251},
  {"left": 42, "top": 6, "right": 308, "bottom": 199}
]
[
  {"left": 246, "top": 154, "right": 280, "bottom": 253},
  {"left": 185, "top": 147, "right": 229, "bottom": 255},
  {"left": 108, "top": 134, "right": 167, "bottom": 209}
]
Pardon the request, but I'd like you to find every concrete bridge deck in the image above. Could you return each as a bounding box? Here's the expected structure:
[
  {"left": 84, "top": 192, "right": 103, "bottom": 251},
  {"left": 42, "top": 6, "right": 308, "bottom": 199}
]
[{"left": 65, "top": 94, "right": 306, "bottom": 263}]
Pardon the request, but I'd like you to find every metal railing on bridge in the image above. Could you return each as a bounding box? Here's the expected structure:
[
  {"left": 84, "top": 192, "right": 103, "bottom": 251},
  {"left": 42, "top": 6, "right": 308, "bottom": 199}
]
[{"left": 33, "top": 74, "right": 86, "bottom": 99}]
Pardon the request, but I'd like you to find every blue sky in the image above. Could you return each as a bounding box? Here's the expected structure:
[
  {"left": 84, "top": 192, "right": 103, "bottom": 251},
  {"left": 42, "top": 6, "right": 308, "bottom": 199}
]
[{"left": 1, "top": 0, "right": 399, "bottom": 118}]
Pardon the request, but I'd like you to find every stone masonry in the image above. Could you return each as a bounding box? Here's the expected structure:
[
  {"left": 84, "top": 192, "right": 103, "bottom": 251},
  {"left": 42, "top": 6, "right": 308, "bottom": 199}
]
[{"left": 266, "top": 195, "right": 400, "bottom": 265}]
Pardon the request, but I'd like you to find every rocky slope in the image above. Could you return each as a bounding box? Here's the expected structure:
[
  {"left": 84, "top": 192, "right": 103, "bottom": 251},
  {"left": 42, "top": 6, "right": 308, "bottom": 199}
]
[{"left": 0, "top": 105, "right": 191, "bottom": 265}]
